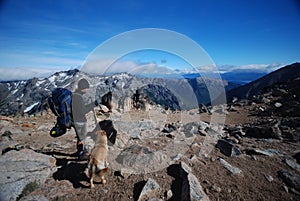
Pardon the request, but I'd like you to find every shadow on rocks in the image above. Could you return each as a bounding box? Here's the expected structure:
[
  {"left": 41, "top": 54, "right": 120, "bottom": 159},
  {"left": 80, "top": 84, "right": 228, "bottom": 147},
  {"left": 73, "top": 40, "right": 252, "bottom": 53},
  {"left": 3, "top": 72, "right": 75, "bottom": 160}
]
[
  {"left": 167, "top": 164, "right": 183, "bottom": 201},
  {"left": 133, "top": 180, "right": 147, "bottom": 201},
  {"left": 52, "top": 157, "right": 89, "bottom": 188}
]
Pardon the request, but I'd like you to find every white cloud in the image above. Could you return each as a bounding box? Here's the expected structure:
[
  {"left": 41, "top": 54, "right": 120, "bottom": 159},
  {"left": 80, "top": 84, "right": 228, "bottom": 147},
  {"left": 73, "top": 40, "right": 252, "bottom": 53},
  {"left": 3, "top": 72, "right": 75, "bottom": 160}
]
[
  {"left": 129, "top": 63, "right": 177, "bottom": 75},
  {"left": 81, "top": 58, "right": 150, "bottom": 75},
  {"left": 0, "top": 67, "right": 70, "bottom": 81},
  {"left": 81, "top": 58, "right": 180, "bottom": 77},
  {"left": 217, "top": 63, "right": 284, "bottom": 73},
  {"left": 81, "top": 58, "right": 133, "bottom": 75}
]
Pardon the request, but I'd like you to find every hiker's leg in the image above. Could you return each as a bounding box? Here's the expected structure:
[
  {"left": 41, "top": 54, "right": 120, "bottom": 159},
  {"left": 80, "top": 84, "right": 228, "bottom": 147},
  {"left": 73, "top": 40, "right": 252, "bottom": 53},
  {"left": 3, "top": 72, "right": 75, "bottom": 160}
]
[
  {"left": 74, "top": 122, "right": 87, "bottom": 153},
  {"left": 74, "top": 122, "right": 89, "bottom": 160},
  {"left": 74, "top": 122, "right": 87, "bottom": 141}
]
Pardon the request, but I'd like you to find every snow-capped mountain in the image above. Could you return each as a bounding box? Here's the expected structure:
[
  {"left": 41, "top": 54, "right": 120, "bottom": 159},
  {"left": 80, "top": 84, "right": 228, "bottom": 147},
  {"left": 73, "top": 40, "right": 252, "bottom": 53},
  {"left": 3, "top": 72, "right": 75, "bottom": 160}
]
[
  {"left": 0, "top": 69, "right": 79, "bottom": 116},
  {"left": 0, "top": 69, "right": 233, "bottom": 116}
]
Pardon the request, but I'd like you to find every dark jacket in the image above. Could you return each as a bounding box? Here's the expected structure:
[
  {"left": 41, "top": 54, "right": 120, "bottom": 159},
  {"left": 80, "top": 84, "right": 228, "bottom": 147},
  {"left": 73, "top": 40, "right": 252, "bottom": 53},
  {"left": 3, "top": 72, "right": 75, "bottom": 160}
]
[{"left": 72, "top": 89, "right": 95, "bottom": 122}]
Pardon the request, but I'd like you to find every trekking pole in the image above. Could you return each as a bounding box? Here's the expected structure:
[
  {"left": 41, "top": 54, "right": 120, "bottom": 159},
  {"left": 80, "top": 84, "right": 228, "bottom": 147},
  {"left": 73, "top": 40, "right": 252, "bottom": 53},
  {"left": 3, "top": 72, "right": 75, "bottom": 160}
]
[{"left": 88, "top": 96, "right": 98, "bottom": 126}]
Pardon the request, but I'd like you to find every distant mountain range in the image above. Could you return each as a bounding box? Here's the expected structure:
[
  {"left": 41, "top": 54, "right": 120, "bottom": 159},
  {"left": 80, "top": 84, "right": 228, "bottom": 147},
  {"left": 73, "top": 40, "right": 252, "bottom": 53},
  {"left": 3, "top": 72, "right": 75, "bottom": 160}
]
[
  {"left": 0, "top": 62, "right": 299, "bottom": 116},
  {"left": 0, "top": 69, "right": 230, "bottom": 116},
  {"left": 226, "top": 62, "right": 300, "bottom": 101},
  {"left": 220, "top": 71, "right": 268, "bottom": 84}
]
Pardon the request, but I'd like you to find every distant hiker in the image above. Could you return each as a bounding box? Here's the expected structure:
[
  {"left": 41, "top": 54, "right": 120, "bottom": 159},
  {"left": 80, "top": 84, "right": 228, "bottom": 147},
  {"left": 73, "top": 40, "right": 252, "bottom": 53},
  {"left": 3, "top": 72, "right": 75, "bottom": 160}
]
[{"left": 72, "top": 78, "right": 99, "bottom": 160}]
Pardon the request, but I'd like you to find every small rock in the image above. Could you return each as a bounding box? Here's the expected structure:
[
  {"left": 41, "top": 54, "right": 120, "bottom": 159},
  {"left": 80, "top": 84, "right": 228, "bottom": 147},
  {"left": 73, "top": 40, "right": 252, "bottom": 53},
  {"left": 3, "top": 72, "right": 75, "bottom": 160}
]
[
  {"left": 278, "top": 170, "right": 300, "bottom": 191},
  {"left": 274, "top": 102, "right": 283, "bottom": 108},
  {"left": 262, "top": 97, "right": 271, "bottom": 104},
  {"left": 227, "top": 137, "right": 240, "bottom": 144},
  {"left": 284, "top": 158, "right": 300, "bottom": 171},
  {"left": 119, "top": 168, "right": 134, "bottom": 179},
  {"left": 211, "top": 184, "right": 222, "bottom": 193},
  {"left": 219, "top": 158, "right": 242, "bottom": 174},
  {"left": 228, "top": 105, "right": 237, "bottom": 112},
  {"left": 137, "top": 178, "right": 160, "bottom": 201},
  {"left": 190, "top": 142, "right": 201, "bottom": 149},
  {"left": 172, "top": 154, "right": 183, "bottom": 161},
  {"left": 232, "top": 97, "right": 238, "bottom": 103},
  {"left": 264, "top": 174, "right": 274, "bottom": 182},
  {"left": 99, "top": 104, "right": 110, "bottom": 113},
  {"left": 166, "top": 190, "right": 173, "bottom": 200},
  {"left": 216, "top": 139, "right": 242, "bottom": 157},
  {"left": 245, "top": 148, "right": 282, "bottom": 157}
]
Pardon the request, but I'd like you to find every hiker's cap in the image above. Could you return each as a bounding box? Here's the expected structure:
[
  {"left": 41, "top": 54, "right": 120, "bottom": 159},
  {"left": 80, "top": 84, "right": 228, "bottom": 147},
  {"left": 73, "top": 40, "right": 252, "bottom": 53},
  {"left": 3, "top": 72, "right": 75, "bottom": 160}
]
[{"left": 78, "top": 78, "right": 90, "bottom": 90}]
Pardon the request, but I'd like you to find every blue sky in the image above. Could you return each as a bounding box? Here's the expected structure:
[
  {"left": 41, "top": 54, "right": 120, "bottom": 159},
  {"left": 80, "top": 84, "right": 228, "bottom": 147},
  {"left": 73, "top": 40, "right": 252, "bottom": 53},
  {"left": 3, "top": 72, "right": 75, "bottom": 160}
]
[{"left": 0, "top": 0, "right": 299, "bottom": 80}]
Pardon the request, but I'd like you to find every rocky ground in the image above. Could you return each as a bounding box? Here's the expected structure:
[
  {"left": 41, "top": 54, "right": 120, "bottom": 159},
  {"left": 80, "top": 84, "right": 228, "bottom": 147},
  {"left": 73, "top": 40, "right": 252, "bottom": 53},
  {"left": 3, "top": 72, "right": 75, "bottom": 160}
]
[{"left": 1, "top": 78, "right": 300, "bottom": 201}]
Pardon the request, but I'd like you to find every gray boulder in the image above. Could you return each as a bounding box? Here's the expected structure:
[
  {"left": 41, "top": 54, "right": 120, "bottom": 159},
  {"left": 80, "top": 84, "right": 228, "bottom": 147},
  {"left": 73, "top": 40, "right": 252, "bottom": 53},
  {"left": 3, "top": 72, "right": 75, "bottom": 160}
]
[
  {"left": 216, "top": 139, "right": 242, "bottom": 157},
  {"left": 180, "top": 162, "right": 210, "bottom": 201},
  {"left": 137, "top": 178, "right": 160, "bottom": 201},
  {"left": 0, "top": 149, "right": 56, "bottom": 201}
]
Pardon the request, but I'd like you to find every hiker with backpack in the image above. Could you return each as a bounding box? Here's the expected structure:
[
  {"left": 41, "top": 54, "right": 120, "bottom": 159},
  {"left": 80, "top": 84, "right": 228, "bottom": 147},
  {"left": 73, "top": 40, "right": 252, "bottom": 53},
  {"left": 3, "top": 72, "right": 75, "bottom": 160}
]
[
  {"left": 72, "top": 78, "right": 99, "bottom": 160},
  {"left": 48, "top": 78, "right": 117, "bottom": 160}
]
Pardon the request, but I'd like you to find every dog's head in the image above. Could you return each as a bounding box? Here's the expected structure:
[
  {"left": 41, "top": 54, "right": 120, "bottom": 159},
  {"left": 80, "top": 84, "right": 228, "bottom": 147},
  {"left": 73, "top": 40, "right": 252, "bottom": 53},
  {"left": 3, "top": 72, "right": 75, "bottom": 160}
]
[{"left": 96, "top": 130, "right": 107, "bottom": 144}]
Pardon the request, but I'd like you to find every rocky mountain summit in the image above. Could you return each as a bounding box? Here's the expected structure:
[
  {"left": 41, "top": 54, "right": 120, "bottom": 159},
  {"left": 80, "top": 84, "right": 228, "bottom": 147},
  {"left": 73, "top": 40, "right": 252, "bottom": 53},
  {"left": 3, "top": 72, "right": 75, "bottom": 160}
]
[
  {"left": 0, "top": 68, "right": 233, "bottom": 116},
  {"left": 0, "top": 63, "right": 300, "bottom": 201}
]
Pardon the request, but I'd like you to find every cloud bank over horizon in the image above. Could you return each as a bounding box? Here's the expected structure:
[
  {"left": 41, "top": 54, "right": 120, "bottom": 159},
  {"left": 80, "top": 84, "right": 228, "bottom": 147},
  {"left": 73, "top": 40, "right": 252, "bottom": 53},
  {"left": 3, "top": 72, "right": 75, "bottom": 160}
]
[
  {"left": 0, "top": 67, "right": 72, "bottom": 81},
  {"left": 0, "top": 62, "right": 289, "bottom": 82}
]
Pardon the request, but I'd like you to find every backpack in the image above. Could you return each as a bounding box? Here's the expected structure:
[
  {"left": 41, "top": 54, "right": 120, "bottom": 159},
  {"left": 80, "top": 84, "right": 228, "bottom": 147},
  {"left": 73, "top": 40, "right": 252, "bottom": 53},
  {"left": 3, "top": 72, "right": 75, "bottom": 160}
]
[
  {"left": 48, "top": 88, "right": 73, "bottom": 137},
  {"left": 101, "top": 91, "right": 112, "bottom": 111},
  {"left": 98, "top": 119, "right": 117, "bottom": 145}
]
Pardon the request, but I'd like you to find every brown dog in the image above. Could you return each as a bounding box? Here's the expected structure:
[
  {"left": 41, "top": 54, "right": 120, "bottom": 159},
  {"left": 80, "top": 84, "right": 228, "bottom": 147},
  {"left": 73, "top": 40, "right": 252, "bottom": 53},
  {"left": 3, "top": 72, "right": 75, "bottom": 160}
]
[{"left": 85, "top": 130, "right": 108, "bottom": 188}]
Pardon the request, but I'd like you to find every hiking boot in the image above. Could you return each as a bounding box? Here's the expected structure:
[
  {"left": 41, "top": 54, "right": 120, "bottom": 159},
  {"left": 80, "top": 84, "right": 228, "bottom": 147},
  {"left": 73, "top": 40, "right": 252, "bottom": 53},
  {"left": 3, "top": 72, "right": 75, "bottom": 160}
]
[
  {"left": 77, "top": 141, "right": 89, "bottom": 160},
  {"left": 78, "top": 149, "right": 89, "bottom": 161}
]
